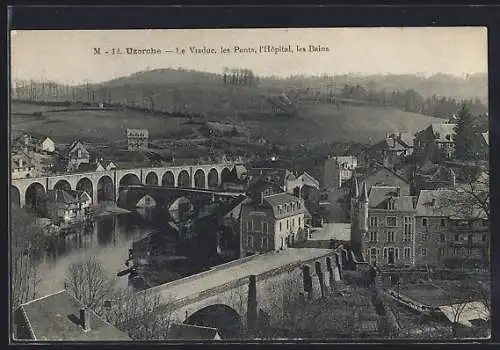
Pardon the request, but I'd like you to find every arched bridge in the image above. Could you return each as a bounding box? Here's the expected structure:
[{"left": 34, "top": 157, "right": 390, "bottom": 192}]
[
  {"left": 118, "top": 185, "right": 245, "bottom": 210},
  {"left": 10, "top": 163, "right": 236, "bottom": 210},
  {"left": 136, "top": 247, "right": 354, "bottom": 339}
]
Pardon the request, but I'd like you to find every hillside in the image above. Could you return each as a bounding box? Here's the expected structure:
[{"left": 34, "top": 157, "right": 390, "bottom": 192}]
[{"left": 10, "top": 100, "right": 442, "bottom": 147}]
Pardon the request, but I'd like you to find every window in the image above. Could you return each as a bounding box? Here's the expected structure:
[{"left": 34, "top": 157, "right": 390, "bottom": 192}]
[
  {"left": 422, "top": 233, "right": 428, "bottom": 241},
  {"left": 386, "top": 217, "right": 397, "bottom": 227},
  {"left": 483, "top": 234, "right": 487, "bottom": 242},
  {"left": 369, "top": 217, "right": 378, "bottom": 227},
  {"left": 263, "top": 222, "right": 268, "bottom": 233},
  {"left": 247, "top": 220, "right": 253, "bottom": 232},
  {"left": 291, "top": 203, "right": 295, "bottom": 211},
  {"left": 297, "top": 201, "right": 301, "bottom": 209},
  {"left": 387, "top": 231, "right": 395, "bottom": 242},
  {"left": 262, "top": 236, "right": 268, "bottom": 249},
  {"left": 383, "top": 248, "right": 387, "bottom": 258},
  {"left": 387, "top": 200, "right": 395, "bottom": 210},
  {"left": 278, "top": 205, "right": 282, "bottom": 215},
  {"left": 421, "top": 248, "right": 427, "bottom": 256},
  {"left": 422, "top": 218, "right": 428, "bottom": 227},
  {"left": 454, "top": 234, "right": 459, "bottom": 241},
  {"left": 279, "top": 221, "right": 282, "bottom": 231},
  {"left": 403, "top": 216, "right": 413, "bottom": 241},
  {"left": 404, "top": 247, "right": 411, "bottom": 258},
  {"left": 395, "top": 248, "right": 400, "bottom": 260},
  {"left": 298, "top": 217, "right": 301, "bottom": 226},
  {"left": 440, "top": 218, "right": 446, "bottom": 227},
  {"left": 369, "top": 231, "right": 377, "bottom": 242},
  {"left": 247, "top": 235, "right": 254, "bottom": 248},
  {"left": 438, "top": 247, "right": 445, "bottom": 257},
  {"left": 440, "top": 234, "right": 445, "bottom": 243}
]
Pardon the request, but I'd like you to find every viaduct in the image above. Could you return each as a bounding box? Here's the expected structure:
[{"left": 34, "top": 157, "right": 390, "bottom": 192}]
[
  {"left": 134, "top": 246, "right": 365, "bottom": 339},
  {"left": 10, "top": 163, "right": 236, "bottom": 209}
]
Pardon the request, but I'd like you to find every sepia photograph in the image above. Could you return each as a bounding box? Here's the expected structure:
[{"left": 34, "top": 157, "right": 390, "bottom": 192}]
[{"left": 9, "top": 27, "right": 490, "bottom": 342}]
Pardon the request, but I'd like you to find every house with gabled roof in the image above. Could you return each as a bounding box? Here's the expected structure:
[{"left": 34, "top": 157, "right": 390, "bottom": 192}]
[
  {"left": 414, "top": 123, "right": 457, "bottom": 160},
  {"left": 14, "top": 290, "right": 131, "bottom": 341},
  {"left": 46, "top": 189, "right": 92, "bottom": 223},
  {"left": 63, "top": 140, "right": 91, "bottom": 172},
  {"left": 240, "top": 192, "right": 309, "bottom": 257}
]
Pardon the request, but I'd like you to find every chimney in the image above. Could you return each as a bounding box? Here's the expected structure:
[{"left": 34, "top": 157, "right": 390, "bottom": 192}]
[{"left": 80, "top": 307, "right": 90, "bottom": 331}]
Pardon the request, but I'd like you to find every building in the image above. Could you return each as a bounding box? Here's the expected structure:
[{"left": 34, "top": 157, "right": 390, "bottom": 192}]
[
  {"left": 63, "top": 140, "right": 90, "bottom": 172},
  {"left": 366, "top": 133, "right": 414, "bottom": 168},
  {"left": 168, "top": 323, "right": 222, "bottom": 340},
  {"left": 286, "top": 172, "right": 321, "bottom": 222},
  {"left": 11, "top": 152, "right": 37, "bottom": 179},
  {"left": 414, "top": 123, "right": 457, "bottom": 160},
  {"left": 351, "top": 180, "right": 417, "bottom": 267},
  {"left": 412, "top": 164, "right": 456, "bottom": 192},
  {"left": 415, "top": 189, "right": 489, "bottom": 267},
  {"left": 240, "top": 192, "right": 309, "bottom": 257},
  {"left": 46, "top": 189, "right": 92, "bottom": 223},
  {"left": 37, "top": 137, "right": 56, "bottom": 153},
  {"left": 323, "top": 156, "right": 358, "bottom": 190},
  {"left": 247, "top": 167, "right": 296, "bottom": 192},
  {"left": 357, "top": 166, "right": 411, "bottom": 196},
  {"left": 127, "top": 128, "right": 149, "bottom": 151},
  {"left": 350, "top": 181, "right": 488, "bottom": 268},
  {"left": 14, "top": 290, "right": 131, "bottom": 341}
]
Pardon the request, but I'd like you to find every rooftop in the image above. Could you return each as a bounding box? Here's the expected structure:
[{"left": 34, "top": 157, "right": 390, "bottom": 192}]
[
  {"left": 17, "top": 290, "right": 131, "bottom": 341},
  {"left": 415, "top": 189, "right": 487, "bottom": 219},
  {"left": 368, "top": 186, "right": 416, "bottom": 211},
  {"left": 145, "top": 248, "right": 333, "bottom": 303}
]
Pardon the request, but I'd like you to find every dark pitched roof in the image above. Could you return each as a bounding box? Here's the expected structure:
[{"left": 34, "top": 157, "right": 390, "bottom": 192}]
[
  {"left": 168, "top": 323, "right": 221, "bottom": 340},
  {"left": 415, "top": 189, "right": 487, "bottom": 219},
  {"left": 263, "top": 192, "right": 308, "bottom": 218},
  {"left": 17, "top": 290, "right": 131, "bottom": 341},
  {"left": 361, "top": 165, "right": 411, "bottom": 185},
  {"left": 368, "top": 186, "right": 416, "bottom": 211},
  {"left": 47, "top": 189, "right": 90, "bottom": 204},
  {"left": 76, "top": 163, "right": 100, "bottom": 173}
]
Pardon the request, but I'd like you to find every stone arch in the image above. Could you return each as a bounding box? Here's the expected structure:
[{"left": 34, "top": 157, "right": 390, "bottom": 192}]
[
  {"left": 25, "top": 182, "right": 46, "bottom": 215},
  {"left": 97, "top": 175, "right": 114, "bottom": 202},
  {"left": 185, "top": 304, "right": 242, "bottom": 339},
  {"left": 302, "top": 264, "right": 313, "bottom": 298},
  {"left": 177, "top": 170, "right": 190, "bottom": 188},
  {"left": 145, "top": 171, "right": 159, "bottom": 185},
  {"left": 11, "top": 185, "right": 21, "bottom": 207},
  {"left": 220, "top": 167, "right": 232, "bottom": 185},
  {"left": 76, "top": 177, "right": 93, "bottom": 201},
  {"left": 53, "top": 179, "right": 71, "bottom": 191},
  {"left": 207, "top": 168, "right": 219, "bottom": 189},
  {"left": 119, "top": 173, "right": 141, "bottom": 187},
  {"left": 194, "top": 169, "right": 206, "bottom": 189},
  {"left": 162, "top": 171, "right": 175, "bottom": 187}
]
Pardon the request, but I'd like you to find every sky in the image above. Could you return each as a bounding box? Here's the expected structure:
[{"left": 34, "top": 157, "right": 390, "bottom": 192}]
[{"left": 11, "top": 27, "right": 487, "bottom": 84}]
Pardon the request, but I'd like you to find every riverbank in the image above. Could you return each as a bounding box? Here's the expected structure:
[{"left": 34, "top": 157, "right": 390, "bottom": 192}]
[{"left": 88, "top": 205, "right": 131, "bottom": 218}]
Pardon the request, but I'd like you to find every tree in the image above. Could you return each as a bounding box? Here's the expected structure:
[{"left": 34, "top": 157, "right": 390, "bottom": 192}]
[
  {"left": 65, "top": 256, "right": 176, "bottom": 340},
  {"left": 11, "top": 207, "right": 44, "bottom": 309},
  {"left": 454, "top": 104, "right": 482, "bottom": 161},
  {"left": 102, "top": 288, "right": 176, "bottom": 340},
  {"left": 64, "top": 256, "right": 116, "bottom": 315}
]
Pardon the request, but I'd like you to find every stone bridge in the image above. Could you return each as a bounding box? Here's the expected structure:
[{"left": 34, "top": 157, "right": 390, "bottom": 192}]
[
  {"left": 136, "top": 247, "right": 358, "bottom": 339},
  {"left": 117, "top": 185, "right": 245, "bottom": 210},
  {"left": 10, "top": 163, "right": 235, "bottom": 209}
]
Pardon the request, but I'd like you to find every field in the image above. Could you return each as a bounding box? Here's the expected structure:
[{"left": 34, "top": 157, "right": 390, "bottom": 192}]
[
  {"left": 10, "top": 103, "right": 188, "bottom": 144},
  {"left": 11, "top": 101, "right": 443, "bottom": 147}
]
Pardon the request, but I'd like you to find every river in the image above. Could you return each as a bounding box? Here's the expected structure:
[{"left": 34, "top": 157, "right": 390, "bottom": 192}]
[{"left": 35, "top": 211, "right": 159, "bottom": 297}]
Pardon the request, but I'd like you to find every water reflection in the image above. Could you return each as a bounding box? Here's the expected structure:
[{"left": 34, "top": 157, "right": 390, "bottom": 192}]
[{"left": 35, "top": 211, "right": 155, "bottom": 296}]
